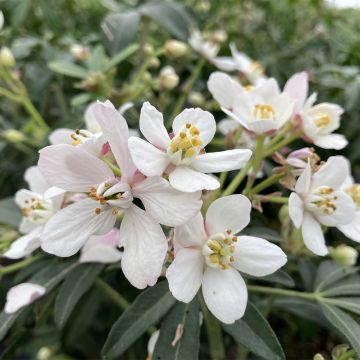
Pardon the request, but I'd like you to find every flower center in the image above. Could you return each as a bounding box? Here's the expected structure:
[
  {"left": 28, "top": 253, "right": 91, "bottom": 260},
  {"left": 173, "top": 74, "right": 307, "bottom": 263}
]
[
  {"left": 70, "top": 129, "right": 94, "bottom": 146},
  {"left": 250, "top": 61, "right": 264, "bottom": 75},
  {"left": 310, "top": 186, "right": 338, "bottom": 215},
  {"left": 168, "top": 123, "right": 203, "bottom": 160},
  {"left": 202, "top": 229, "right": 237, "bottom": 270},
  {"left": 22, "top": 196, "right": 53, "bottom": 225},
  {"left": 314, "top": 113, "right": 330, "bottom": 128},
  {"left": 252, "top": 104, "right": 275, "bottom": 121},
  {"left": 345, "top": 184, "right": 360, "bottom": 208}
]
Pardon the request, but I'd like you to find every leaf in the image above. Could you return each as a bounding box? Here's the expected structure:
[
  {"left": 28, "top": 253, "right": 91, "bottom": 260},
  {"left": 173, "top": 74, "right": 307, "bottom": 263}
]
[
  {"left": 320, "top": 303, "right": 360, "bottom": 356},
  {"left": 102, "top": 281, "right": 176, "bottom": 359},
  {"left": 0, "top": 260, "right": 77, "bottom": 341},
  {"left": 85, "top": 45, "right": 108, "bottom": 72},
  {"left": 101, "top": 11, "right": 140, "bottom": 55},
  {"left": 71, "top": 93, "right": 94, "bottom": 107},
  {"left": 11, "top": 0, "right": 32, "bottom": 28},
  {"left": 139, "top": 0, "right": 196, "bottom": 40},
  {"left": 298, "top": 258, "right": 317, "bottom": 292},
  {"left": 104, "top": 43, "right": 139, "bottom": 72},
  {"left": 255, "top": 269, "right": 295, "bottom": 288},
  {"left": 54, "top": 264, "right": 104, "bottom": 328},
  {"left": 321, "top": 276, "right": 360, "bottom": 297},
  {"left": 153, "top": 299, "right": 200, "bottom": 360},
  {"left": 323, "top": 298, "right": 360, "bottom": 316},
  {"left": 0, "top": 197, "right": 22, "bottom": 227},
  {"left": 48, "top": 61, "right": 88, "bottom": 79},
  {"left": 222, "top": 302, "right": 285, "bottom": 360},
  {"left": 241, "top": 226, "right": 282, "bottom": 243}
]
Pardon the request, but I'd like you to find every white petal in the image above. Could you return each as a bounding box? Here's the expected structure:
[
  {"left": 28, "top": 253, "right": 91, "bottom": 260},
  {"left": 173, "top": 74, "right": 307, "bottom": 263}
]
[
  {"left": 212, "top": 57, "right": 238, "bottom": 72},
  {"left": 288, "top": 193, "right": 304, "bottom": 228},
  {"left": 313, "top": 134, "right": 348, "bottom": 150},
  {"left": 5, "top": 283, "right": 46, "bottom": 314},
  {"left": 139, "top": 102, "right": 170, "bottom": 149},
  {"left": 80, "top": 244, "right": 122, "bottom": 263},
  {"left": 217, "top": 118, "right": 240, "bottom": 135},
  {"left": 166, "top": 248, "right": 204, "bottom": 302},
  {"left": 338, "top": 212, "right": 360, "bottom": 243},
  {"left": 206, "top": 195, "right": 251, "bottom": 235},
  {"left": 302, "top": 212, "right": 328, "bottom": 256},
  {"left": 172, "top": 108, "right": 216, "bottom": 147},
  {"left": 118, "top": 102, "right": 134, "bottom": 115},
  {"left": 283, "top": 71, "right": 308, "bottom": 113},
  {"left": 3, "top": 228, "right": 42, "bottom": 259},
  {"left": 128, "top": 137, "right": 169, "bottom": 177},
  {"left": 252, "top": 78, "right": 280, "bottom": 100},
  {"left": 233, "top": 236, "right": 287, "bottom": 276},
  {"left": 48, "top": 128, "right": 73, "bottom": 145},
  {"left": 295, "top": 161, "right": 312, "bottom": 194},
  {"left": 41, "top": 198, "right": 115, "bottom": 257},
  {"left": 120, "top": 205, "right": 168, "bottom": 289},
  {"left": 84, "top": 102, "right": 101, "bottom": 133},
  {"left": 191, "top": 149, "right": 252, "bottom": 173},
  {"left": 247, "top": 119, "right": 279, "bottom": 134},
  {"left": 24, "top": 166, "right": 50, "bottom": 194},
  {"left": 174, "top": 212, "right": 207, "bottom": 250},
  {"left": 38, "top": 144, "right": 113, "bottom": 192},
  {"left": 92, "top": 100, "right": 137, "bottom": 181},
  {"left": 202, "top": 267, "right": 247, "bottom": 323},
  {"left": 15, "top": 189, "right": 40, "bottom": 208},
  {"left": 132, "top": 176, "right": 202, "bottom": 227},
  {"left": 169, "top": 166, "right": 219, "bottom": 192}
]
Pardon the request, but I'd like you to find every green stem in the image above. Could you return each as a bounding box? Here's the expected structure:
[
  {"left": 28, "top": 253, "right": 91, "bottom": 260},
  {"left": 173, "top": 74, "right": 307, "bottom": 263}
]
[
  {"left": 0, "top": 255, "right": 43, "bottom": 275},
  {"left": 96, "top": 278, "right": 129, "bottom": 310},
  {"left": 0, "top": 87, "right": 22, "bottom": 102},
  {"left": 337, "top": 349, "right": 357, "bottom": 360},
  {"left": 266, "top": 122, "right": 293, "bottom": 148},
  {"left": 22, "top": 98, "right": 49, "bottom": 132},
  {"left": 222, "top": 161, "right": 252, "bottom": 197},
  {"left": 264, "top": 132, "right": 300, "bottom": 157},
  {"left": 101, "top": 156, "right": 122, "bottom": 177},
  {"left": 258, "top": 196, "right": 289, "bottom": 204},
  {"left": 199, "top": 294, "right": 225, "bottom": 360},
  {"left": 249, "top": 173, "right": 284, "bottom": 195},
  {"left": 247, "top": 285, "right": 320, "bottom": 301}
]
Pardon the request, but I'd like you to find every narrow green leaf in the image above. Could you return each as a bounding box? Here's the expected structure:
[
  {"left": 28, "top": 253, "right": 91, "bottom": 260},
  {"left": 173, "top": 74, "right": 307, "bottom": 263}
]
[
  {"left": 54, "top": 264, "right": 104, "bottom": 328},
  {"left": 320, "top": 303, "right": 360, "bottom": 356},
  {"left": 222, "top": 302, "right": 285, "bottom": 360},
  {"left": 153, "top": 299, "right": 200, "bottom": 360},
  {"left": 104, "top": 43, "right": 139, "bottom": 72},
  {"left": 71, "top": 93, "right": 94, "bottom": 107},
  {"left": 242, "top": 227, "right": 281, "bottom": 243},
  {"left": 85, "top": 45, "right": 108, "bottom": 71},
  {"left": 0, "top": 197, "right": 22, "bottom": 227},
  {"left": 323, "top": 297, "right": 360, "bottom": 316},
  {"left": 245, "top": 269, "right": 295, "bottom": 288},
  {"left": 102, "top": 281, "right": 176, "bottom": 359},
  {"left": 298, "top": 258, "right": 317, "bottom": 292},
  {"left": 48, "top": 61, "right": 88, "bottom": 79},
  {"left": 322, "top": 276, "right": 360, "bottom": 297}
]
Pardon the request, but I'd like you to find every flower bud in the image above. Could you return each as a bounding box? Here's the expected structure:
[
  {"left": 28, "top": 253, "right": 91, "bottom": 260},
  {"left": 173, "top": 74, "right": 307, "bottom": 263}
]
[
  {"left": 143, "top": 43, "right": 154, "bottom": 56},
  {"left": 37, "top": 347, "right": 52, "bottom": 360},
  {"left": 313, "top": 354, "right": 325, "bottom": 360},
  {"left": 0, "top": 47, "right": 15, "bottom": 68},
  {"left": 82, "top": 71, "right": 103, "bottom": 91},
  {"left": 2, "top": 129, "right": 26, "bottom": 143},
  {"left": 188, "top": 91, "right": 205, "bottom": 106},
  {"left": 148, "top": 57, "right": 160, "bottom": 70},
  {"left": 165, "top": 40, "right": 188, "bottom": 59},
  {"left": 196, "top": 0, "right": 210, "bottom": 12},
  {"left": 70, "top": 44, "right": 90, "bottom": 61},
  {"left": 332, "top": 344, "right": 353, "bottom": 359},
  {"left": 329, "top": 245, "right": 358, "bottom": 267},
  {"left": 278, "top": 205, "right": 289, "bottom": 223},
  {"left": 159, "top": 66, "right": 179, "bottom": 91},
  {"left": 210, "top": 30, "right": 228, "bottom": 44}
]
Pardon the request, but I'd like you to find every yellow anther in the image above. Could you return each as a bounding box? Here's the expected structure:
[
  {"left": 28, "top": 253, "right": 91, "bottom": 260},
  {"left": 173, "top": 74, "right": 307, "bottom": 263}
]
[
  {"left": 226, "top": 229, "right": 231, "bottom": 234},
  {"left": 223, "top": 238, "right": 229, "bottom": 245},
  {"left": 230, "top": 246, "right": 235, "bottom": 254},
  {"left": 112, "top": 208, "right": 118, "bottom": 215},
  {"left": 253, "top": 104, "right": 275, "bottom": 120},
  {"left": 190, "top": 126, "right": 200, "bottom": 136},
  {"left": 185, "top": 147, "right": 196, "bottom": 158},
  {"left": 346, "top": 184, "right": 360, "bottom": 206},
  {"left": 95, "top": 208, "right": 101, "bottom": 215},
  {"left": 230, "top": 256, "right": 234, "bottom": 262},
  {"left": 220, "top": 263, "right": 228, "bottom": 270},
  {"left": 179, "top": 132, "right": 186, "bottom": 139},
  {"left": 179, "top": 138, "right": 192, "bottom": 149},
  {"left": 319, "top": 187, "right": 333, "bottom": 195},
  {"left": 185, "top": 123, "right": 191, "bottom": 129},
  {"left": 71, "top": 139, "right": 81, "bottom": 146},
  {"left": 170, "top": 138, "right": 179, "bottom": 152},
  {"left": 209, "top": 241, "right": 222, "bottom": 252},
  {"left": 250, "top": 61, "right": 264, "bottom": 75},
  {"left": 209, "top": 254, "right": 220, "bottom": 263},
  {"left": 232, "top": 236, "right": 238, "bottom": 242},
  {"left": 244, "top": 84, "right": 254, "bottom": 91},
  {"left": 219, "top": 248, "right": 227, "bottom": 256},
  {"left": 314, "top": 113, "right": 331, "bottom": 128},
  {"left": 191, "top": 137, "right": 203, "bottom": 147}
]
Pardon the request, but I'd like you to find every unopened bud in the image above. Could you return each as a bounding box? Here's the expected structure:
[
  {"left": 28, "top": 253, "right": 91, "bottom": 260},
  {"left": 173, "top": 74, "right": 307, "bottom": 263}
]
[
  {"left": 143, "top": 71, "right": 152, "bottom": 83},
  {"left": 2, "top": 129, "right": 26, "bottom": 143},
  {"left": 82, "top": 71, "right": 103, "bottom": 91},
  {"left": 196, "top": 0, "right": 210, "bottom": 12},
  {"left": 329, "top": 245, "right": 358, "bottom": 267},
  {"left": 70, "top": 44, "right": 90, "bottom": 61},
  {"left": 165, "top": 40, "right": 188, "bottom": 59},
  {"left": 143, "top": 44, "right": 154, "bottom": 56},
  {"left": 313, "top": 354, "right": 325, "bottom": 360},
  {"left": 159, "top": 66, "right": 179, "bottom": 90},
  {"left": 332, "top": 344, "right": 352, "bottom": 359},
  {"left": 188, "top": 91, "right": 205, "bottom": 106},
  {"left": 148, "top": 57, "right": 160, "bottom": 70},
  {"left": 279, "top": 205, "right": 289, "bottom": 223},
  {"left": 210, "top": 30, "right": 228, "bottom": 44},
  {"left": 0, "top": 47, "right": 15, "bottom": 67},
  {"left": 37, "top": 347, "right": 53, "bottom": 360}
]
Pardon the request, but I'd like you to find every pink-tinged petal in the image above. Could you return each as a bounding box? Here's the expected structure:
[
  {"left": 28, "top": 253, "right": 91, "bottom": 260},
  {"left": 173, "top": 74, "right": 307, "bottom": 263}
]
[
  {"left": 311, "top": 156, "right": 350, "bottom": 191},
  {"left": 5, "top": 283, "right": 46, "bottom": 314},
  {"left": 295, "top": 161, "right": 312, "bottom": 194},
  {"left": 24, "top": 166, "right": 50, "bottom": 194},
  {"left": 169, "top": 166, "right": 219, "bottom": 192},
  {"left": 207, "top": 72, "right": 244, "bottom": 109},
  {"left": 289, "top": 193, "right": 304, "bottom": 228},
  {"left": 283, "top": 71, "right": 308, "bottom": 113},
  {"left": 313, "top": 134, "right": 348, "bottom": 150},
  {"left": 38, "top": 144, "right": 113, "bottom": 192},
  {"left": 80, "top": 244, "right": 122, "bottom": 264},
  {"left": 139, "top": 102, "right": 170, "bottom": 149},
  {"left": 302, "top": 212, "right": 328, "bottom": 256},
  {"left": 174, "top": 212, "right": 207, "bottom": 250},
  {"left": 202, "top": 267, "right": 247, "bottom": 324},
  {"left": 43, "top": 186, "right": 66, "bottom": 200},
  {"left": 128, "top": 137, "right": 169, "bottom": 177},
  {"left": 338, "top": 212, "right": 360, "bottom": 243},
  {"left": 132, "top": 176, "right": 202, "bottom": 227},
  {"left": 3, "top": 227, "right": 41, "bottom": 259},
  {"left": 48, "top": 128, "right": 73, "bottom": 145},
  {"left": 120, "top": 205, "right": 168, "bottom": 289},
  {"left": 41, "top": 198, "right": 115, "bottom": 257},
  {"left": 247, "top": 119, "right": 278, "bottom": 134},
  {"left": 233, "top": 236, "right": 287, "bottom": 276},
  {"left": 84, "top": 102, "right": 101, "bottom": 133},
  {"left": 92, "top": 100, "right": 137, "bottom": 181},
  {"left": 206, "top": 195, "right": 251, "bottom": 235},
  {"left": 191, "top": 149, "right": 252, "bottom": 173},
  {"left": 172, "top": 108, "right": 216, "bottom": 147},
  {"left": 166, "top": 248, "right": 204, "bottom": 302}
]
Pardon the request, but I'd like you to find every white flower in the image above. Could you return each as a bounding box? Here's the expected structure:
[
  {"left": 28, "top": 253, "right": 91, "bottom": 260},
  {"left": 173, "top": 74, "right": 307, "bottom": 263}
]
[
  {"left": 284, "top": 71, "right": 347, "bottom": 150},
  {"left": 166, "top": 195, "right": 287, "bottom": 324},
  {"left": 189, "top": 29, "right": 219, "bottom": 62},
  {"left": 3, "top": 166, "right": 63, "bottom": 259},
  {"left": 0, "top": 11, "right": 4, "bottom": 31},
  {"left": 38, "top": 100, "right": 202, "bottom": 289},
  {"left": 4, "top": 283, "right": 46, "bottom": 314},
  {"left": 289, "top": 156, "right": 356, "bottom": 256},
  {"left": 208, "top": 72, "right": 294, "bottom": 134},
  {"left": 127, "top": 102, "right": 252, "bottom": 192},
  {"left": 213, "top": 43, "right": 267, "bottom": 85}
]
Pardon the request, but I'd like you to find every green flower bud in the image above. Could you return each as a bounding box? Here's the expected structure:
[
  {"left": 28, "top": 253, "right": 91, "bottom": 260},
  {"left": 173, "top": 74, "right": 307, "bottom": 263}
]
[
  {"left": 159, "top": 66, "right": 179, "bottom": 90},
  {"left": 165, "top": 40, "right": 188, "bottom": 59},
  {"left": 2, "top": 129, "right": 26, "bottom": 143},
  {"left": 188, "top": 91, "right": 205, "bottom": 106},
  {"left": 329, "top": 245, "right": 358, "bottom": 267},
  {"left": 0, "top": 47, "right": 15, "bottom": 67}
]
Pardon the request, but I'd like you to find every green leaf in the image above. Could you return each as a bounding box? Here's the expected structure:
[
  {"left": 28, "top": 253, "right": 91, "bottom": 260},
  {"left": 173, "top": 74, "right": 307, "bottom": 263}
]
[
  {"left": 242, "top": 227, "right": 282, "bottom": 243},
  {"left": 101, "top": 11, "right": 140, "bottom": 55},
  {"left": 320, "top": 303, "right": 360, "bottom": 356},
  {"left": 323, "top": 297, "right": 360, "bottom": 316},
  {"left": 104, "top": 43, "right": 139, "bottom": 72},
  {"left": 102, "top": 281, "right": 176, "bottom": 359},
  {"left": 222, "top": 302, "right": 285, "bottom": 360},
  {"left": 71, "top": 93, "right": 94, "bottom": 107},
  {"left": 153, "top": 299, "right": 200, "bottom": 360},
  {"left": 0, "top": 197, "right": 22, "bottom": 227},
  {"left": 321, "top": 276, "right": 360, "bottom": 297},
  {"left": 48, "top": 61, "right": 88, "bottom": 79},
  {"left": 11, "top": 0, "right": 32, "bottom": 28},
  {"left": 54, "top": 264, "right": 104, "bottom": 328},
  {"left": 249, "top": 269, "right": 295, "bottom": 288},
  {"left": 298, "top": 258, "right": 317, "bottom": 292},
  {"left": 139, "top": 0, "right": 196, "bottom": 40},
  {"left": 85, "top": 45, "right": 108, "bottom": 72}
]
